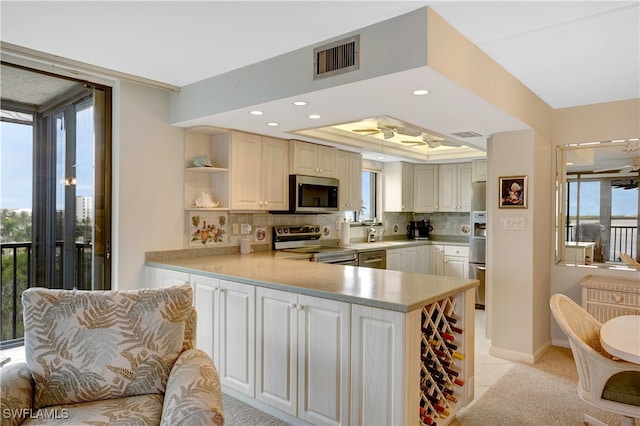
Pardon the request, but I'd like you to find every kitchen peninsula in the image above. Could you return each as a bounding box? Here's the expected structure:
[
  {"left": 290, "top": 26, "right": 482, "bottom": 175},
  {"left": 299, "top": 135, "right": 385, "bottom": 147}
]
[{"left": 146, "top": 250, "right": 478, "bottom": 426}]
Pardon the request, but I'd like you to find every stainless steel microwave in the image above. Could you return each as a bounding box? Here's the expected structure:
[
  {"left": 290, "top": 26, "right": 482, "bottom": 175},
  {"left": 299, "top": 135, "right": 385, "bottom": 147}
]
[{"left": 289, "top": 175, "right": 339, "bottom": 213}]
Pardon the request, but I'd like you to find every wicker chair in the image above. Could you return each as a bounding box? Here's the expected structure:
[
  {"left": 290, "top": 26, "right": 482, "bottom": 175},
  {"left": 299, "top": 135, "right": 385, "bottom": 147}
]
[{"left": 550, "top": 294, "right": 640, "bottom": 426}]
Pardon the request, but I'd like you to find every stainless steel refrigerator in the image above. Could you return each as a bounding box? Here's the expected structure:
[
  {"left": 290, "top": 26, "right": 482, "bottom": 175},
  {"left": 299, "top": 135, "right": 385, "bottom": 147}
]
[{"left": 469, "top": 182, "right": 486, "bottom": 308}]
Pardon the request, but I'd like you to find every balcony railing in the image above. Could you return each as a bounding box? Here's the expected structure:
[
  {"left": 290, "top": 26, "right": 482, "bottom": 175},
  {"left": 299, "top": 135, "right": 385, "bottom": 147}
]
[
  {"left": 565, "top": 225, "right": 637, "bottom": 262},
  {"left": 1, "top": 241, "right": 92, "bottom": 348}
]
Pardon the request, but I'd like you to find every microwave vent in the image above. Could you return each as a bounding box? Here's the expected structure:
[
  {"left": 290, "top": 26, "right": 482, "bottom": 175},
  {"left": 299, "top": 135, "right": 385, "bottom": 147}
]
[{"left": 313, "top": 35, "right": 359, "bottom": 80}]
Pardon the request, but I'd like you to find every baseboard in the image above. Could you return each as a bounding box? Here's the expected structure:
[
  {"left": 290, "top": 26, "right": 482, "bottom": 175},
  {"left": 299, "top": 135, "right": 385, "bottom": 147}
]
[{"left": 489, "top": 340, "right": 552, "bottom": 364}]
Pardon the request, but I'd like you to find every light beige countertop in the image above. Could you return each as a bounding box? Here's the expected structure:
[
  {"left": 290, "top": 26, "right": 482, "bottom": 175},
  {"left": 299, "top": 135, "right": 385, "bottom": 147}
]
[{"left": 146, "top": 251, "right": 477, "bottom": 313}]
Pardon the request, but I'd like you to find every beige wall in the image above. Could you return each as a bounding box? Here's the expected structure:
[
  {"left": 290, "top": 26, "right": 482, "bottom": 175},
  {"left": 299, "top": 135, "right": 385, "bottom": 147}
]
[{"left": 114, "top": 81, "right": 184, "bottom": 290}]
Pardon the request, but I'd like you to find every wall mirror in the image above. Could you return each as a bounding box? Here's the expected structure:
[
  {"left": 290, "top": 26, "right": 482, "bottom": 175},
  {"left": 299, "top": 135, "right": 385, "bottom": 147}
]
[{"left": 556, "top": 139, "right": 639, "bottom": 270}]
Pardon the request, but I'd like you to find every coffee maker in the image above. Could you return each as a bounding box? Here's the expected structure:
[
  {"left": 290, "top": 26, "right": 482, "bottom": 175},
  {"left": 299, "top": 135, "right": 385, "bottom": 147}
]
[{"left": 407, "top": 220, "right": 431, "bottom": 240}]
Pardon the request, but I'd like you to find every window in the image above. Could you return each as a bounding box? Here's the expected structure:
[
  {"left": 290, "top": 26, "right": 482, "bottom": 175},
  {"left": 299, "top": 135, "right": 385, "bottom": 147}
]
[
  {"left": 1, "top": 64, "right": 112, "bottom": 348},
  {"left": 348, "top": 169, "right": 381, "bottom": 223}
]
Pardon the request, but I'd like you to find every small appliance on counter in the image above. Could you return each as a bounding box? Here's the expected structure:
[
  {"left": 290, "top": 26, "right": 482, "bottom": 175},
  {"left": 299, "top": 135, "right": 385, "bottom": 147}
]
[{"left": 407, "top": 220, "right": 432, "bottom": 240}]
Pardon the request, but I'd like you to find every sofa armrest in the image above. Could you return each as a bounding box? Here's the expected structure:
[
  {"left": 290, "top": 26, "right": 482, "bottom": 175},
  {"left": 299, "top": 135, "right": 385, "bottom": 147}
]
[
  {"left": 161, "top": 349, "right": 224, "bottom": 426},
  {"left": 1, "top": 362, "right": 35, "bottom": 426}
]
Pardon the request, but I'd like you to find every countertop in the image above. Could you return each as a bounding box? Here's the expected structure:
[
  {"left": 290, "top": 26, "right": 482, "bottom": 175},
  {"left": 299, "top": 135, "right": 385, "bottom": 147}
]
[{"left": 146, "top": 249, "right": 478, "bottom": 313}]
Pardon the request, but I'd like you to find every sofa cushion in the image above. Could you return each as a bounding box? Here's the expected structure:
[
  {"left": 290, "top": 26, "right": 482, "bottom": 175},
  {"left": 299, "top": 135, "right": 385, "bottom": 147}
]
[
  {"left": 21, "top": 394, "right": 163, "bottom": 425},
  {"left": 23, "top": 285, "right": 192, "bottom": 409}
]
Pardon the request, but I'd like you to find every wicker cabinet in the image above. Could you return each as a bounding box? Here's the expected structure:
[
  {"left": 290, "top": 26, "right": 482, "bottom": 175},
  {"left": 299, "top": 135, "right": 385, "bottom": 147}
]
[{"left": 580, "top": 275, "right": 640, "bottom": 323}]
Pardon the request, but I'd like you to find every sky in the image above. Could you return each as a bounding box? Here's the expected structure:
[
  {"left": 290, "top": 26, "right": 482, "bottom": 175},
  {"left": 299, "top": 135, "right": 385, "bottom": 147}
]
[{"left": 1, "top": 107, "right": 94, "bottom": 210}]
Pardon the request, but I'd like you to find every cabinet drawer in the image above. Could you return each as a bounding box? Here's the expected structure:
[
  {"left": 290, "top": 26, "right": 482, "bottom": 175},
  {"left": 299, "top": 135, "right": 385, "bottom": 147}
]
[
  {"left": 586, "top": 304, "right": 640, "bottom": 323},
  {"left": 444, "top": 245, "right": 469, "bottom": 257},
  {"left": 587, "top": 289, "right": 640, "bottom": 307}
]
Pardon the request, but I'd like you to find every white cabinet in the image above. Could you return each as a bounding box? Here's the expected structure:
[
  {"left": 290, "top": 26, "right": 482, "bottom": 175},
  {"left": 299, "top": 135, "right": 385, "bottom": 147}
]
[
  {"left": 184, "top": 127, "right": 230, "bottom": 210},
  {"left": 386, "top": 246, "right": 427, "bottom": 273},
  {"left": 350, "top": 304, "right": 405, "bottom": 426},
  {"left": 256, "top": 287, "right": 350, "bottom": 424},
  {"left": 472, "top": 159, "right": 487, "bottom": 183},
  {"left": 145, "top": 266, "right": 189, "bottom": 289},
  {"left": 383, "top": 162, "right": 413, "bottom": 212},
  {"left": 413, "top": 164, "right": 439, "bottom": 212},
  {"left": 191, "top": 275, "right": 255, "bottom": 396},
  {"left": 438, "top": 163, "right": 472, "bottom": 212},
  {"left": 425, "top": 244, "right": 445, "bottom": 275},
  {"left": 230, "top": 131, "right": 289, "bottom": 210},
  {"left": 444, "top": 245, "right": 469, "bottom": 279},
  {"left": 580, "top": 275, "right": 640, "bottom": 323},
  {"left": 336, "top": 150, "right": 363, "bottom": 211},
  {"left": 290, "top": 140, "right": 337, "bottom": 177}
]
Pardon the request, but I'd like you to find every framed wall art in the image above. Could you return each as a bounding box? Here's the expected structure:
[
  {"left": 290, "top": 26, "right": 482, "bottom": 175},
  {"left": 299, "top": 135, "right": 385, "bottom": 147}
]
[{"left": 499, "top": 175, "right": 528, "bottom": 208}]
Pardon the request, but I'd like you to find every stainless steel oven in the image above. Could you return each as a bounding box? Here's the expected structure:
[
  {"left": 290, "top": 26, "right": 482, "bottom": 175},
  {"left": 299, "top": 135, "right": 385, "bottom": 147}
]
[{"left": 273, "top": 225, "right": 357, "bottom": 265}]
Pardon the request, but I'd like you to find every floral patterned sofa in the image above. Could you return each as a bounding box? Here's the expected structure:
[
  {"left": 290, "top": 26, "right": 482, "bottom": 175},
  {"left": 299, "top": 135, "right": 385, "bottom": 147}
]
[{"left": 0, "top": 285, "right": 224, "bottom": 425}]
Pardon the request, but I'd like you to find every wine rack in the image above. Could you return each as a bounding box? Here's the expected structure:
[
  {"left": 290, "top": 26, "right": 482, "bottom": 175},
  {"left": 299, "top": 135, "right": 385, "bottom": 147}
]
[{"left": 419, "top": 296, "right": 465, "bottom": 426}]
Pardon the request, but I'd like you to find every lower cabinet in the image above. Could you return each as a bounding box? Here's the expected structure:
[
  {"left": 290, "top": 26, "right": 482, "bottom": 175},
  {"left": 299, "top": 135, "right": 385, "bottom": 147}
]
[
  {"left": 191, "top": 274, "right": 255, "bottom": 397},
  {"left": 146, "top": 266, "right": 189, "bottom": 288},
  {"left": 256, "top": 287, "right": 350, "bottom": 425},
  {"left": 425, "top": 244, "right": 444, "bottom": 275},
  {"left": 444, "top": 245, "right": 470, "bottom": 279}
]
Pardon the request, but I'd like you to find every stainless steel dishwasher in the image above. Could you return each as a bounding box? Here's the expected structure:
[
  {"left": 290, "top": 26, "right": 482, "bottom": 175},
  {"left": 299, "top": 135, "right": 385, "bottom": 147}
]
[{"left": 358, "top": 250, "right": 387, "bottom": 269}]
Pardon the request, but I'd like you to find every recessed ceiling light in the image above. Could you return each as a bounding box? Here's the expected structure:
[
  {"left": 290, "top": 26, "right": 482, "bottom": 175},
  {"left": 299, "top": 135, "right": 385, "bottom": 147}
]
[
  {"left": 308, "top": 114, "right": 321, "bottom": 119},
  {"left": 250, "top": 110, "right": 263, "bottom": 115},
  {"left": 412, "top": 89, "right": 429, "bottom": 96},
  {"left": 266, "top": 122, "right": 279, "bottom": 127},
  {"left": 292, "top": 101, "right": 308, "bottom": 106}
]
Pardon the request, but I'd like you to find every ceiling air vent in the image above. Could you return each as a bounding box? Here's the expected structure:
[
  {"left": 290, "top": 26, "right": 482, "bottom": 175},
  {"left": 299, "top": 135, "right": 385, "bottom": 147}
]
[
  {"left": 313, "top": 35, "right": 359, "bottom": 80},
  {"left": 451, "top": 131, "right": 482, "bottom": 138}
]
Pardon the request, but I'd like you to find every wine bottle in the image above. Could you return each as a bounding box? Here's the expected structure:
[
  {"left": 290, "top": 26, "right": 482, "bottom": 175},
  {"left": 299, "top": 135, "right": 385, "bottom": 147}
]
[
  {"left": 452, "top": 351, "right": 464, "bottom": 360},
  {"left": 453, "top": 377, "right": 464, "bottom": 386},
  {"left": 441, "top": 332, "right": 455, "bottom": 342},
  {"left": 444, "top": 341, "right": 458, "bottom": 351},
  {"left": 445, "top": 394, "right": 458, "bottom": 403},
  {"left": 444, "top": 366, "right": 459, "bottom": 377},
  {"left": 450, "top": 324, "right": 463, "bottom": 334},
  {"left": 444, "top": 314, "right": 457, "bottom": 324}
]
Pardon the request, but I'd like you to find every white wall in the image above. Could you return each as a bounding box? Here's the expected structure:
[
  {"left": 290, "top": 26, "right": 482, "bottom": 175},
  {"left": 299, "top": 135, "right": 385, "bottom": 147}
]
[{"left": 114, "top": 81, "right": 184, "bottom": 290}]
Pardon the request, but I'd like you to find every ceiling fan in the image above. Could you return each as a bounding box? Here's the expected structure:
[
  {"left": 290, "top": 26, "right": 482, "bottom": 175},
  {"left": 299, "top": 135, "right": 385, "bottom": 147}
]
[
  {"left": 352, "top": 126, "right": 463, "bottom": 148},
  {"left": 594, "top": 157, "right": 640, "bottom": 173}
]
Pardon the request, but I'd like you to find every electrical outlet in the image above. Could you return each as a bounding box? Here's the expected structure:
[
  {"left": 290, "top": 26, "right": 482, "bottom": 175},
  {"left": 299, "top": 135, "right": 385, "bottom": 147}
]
[{"left": 232, "top": 223, "right": 239, "bottom": 235}]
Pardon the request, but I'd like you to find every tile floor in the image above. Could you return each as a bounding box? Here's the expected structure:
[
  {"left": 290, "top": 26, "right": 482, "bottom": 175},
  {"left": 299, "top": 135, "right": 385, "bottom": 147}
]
[{"left": 1, "top": 309, "right": 512, "bottom": 411}]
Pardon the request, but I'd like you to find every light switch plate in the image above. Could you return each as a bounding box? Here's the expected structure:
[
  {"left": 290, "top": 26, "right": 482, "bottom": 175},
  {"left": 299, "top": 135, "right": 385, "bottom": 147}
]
[{"left": 500, "top": 217, "right": 525, "bottom": 230}]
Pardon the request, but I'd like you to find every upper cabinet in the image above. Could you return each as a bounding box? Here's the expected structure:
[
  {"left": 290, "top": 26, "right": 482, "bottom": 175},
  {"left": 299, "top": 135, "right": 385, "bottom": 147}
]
[
  {"left": 184, "top": 128, "right": 289, "bottom": 212},
  {"left": 438, "top": 163, "right": 472, "bottom": 212},
  {"left": 184, "top": 128, "right": 230, "bottom": 211},
  {"left": 290, "top": 140, "right": 337, "bottom": 177},
  {"left": 383, "top": 162, "right": 414, "bottom": 212},
  {"left": 472, "top": 159, "right": 487, "bottom": 183},
  {"left": 230, "top": 131, "right": 289, "bottom": 211},
  {"left": 336, "top": 150, "right": 363, "bottom": 211},
  {"left": 413, "top": 164, "right": 439, "bottom": 213}
]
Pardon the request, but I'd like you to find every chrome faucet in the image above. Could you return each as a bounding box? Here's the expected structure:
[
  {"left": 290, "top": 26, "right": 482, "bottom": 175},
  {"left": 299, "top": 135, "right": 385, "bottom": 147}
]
[{"left": 367, "top": 227, "right": 376, "bottom": 243}]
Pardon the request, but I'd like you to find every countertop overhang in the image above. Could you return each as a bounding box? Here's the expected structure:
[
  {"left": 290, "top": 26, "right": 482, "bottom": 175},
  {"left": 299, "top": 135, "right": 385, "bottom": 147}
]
[{"left": 146, "top": 250, "right": 478, "bottom": 313}]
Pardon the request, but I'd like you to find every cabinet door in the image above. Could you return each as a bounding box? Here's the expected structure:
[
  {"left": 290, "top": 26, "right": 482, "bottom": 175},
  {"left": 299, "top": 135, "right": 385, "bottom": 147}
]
[
  {"left": 350, "top": 305, "right": 405, "bottom": 426},
  {"left": 335, "top": 151, "right": 350, "bottom": 210},
  {"left": 426, "top": 245, "right": 444, "bottom": 275},
  {"left": 348, "top": 152, "right": 363, "bottom": 211},
  {"left": 219, "top": 279, "right": 256, "bottom": 396},
  {"left": 290, "top": 141, "right": 319, "bottom": 176},
  {"left": 146, "top": 266, "right": 189, "bottom": 289},
  {"left": 458, "top": 163, "right": 473, "bottom": 212},
  {"left": 444, "top": 257, "right": 468, "bottom": 278},
  {"left": 386, "top": 248, "right": 405, "bottom": 271},
  {"left": 414, "top": 165, "right": 438, "bottom": 212},
  {"left": 256, "top": 287, "right": 298, "bottom": 415},
  {"left": 403, "top": 247, "right": 422, "bottom": 273},
  {"left": 472, "top": 159, "right": 487, "bottom": 183},
  {"left": 438, "top": 164, "right": 458, "bottom": 212},
  {"left": 297, "top": 295, "right": 350, "bottom": 426},
  {"left": 316, "top": 145, "right": 337, "bottom": 177},
  {"left": 383, "top": 162, "right": 413, "bottom": 212},
  {"left": 191, "top": 275, "right": 219, "bottom": 365},
  {"left": 230, "top": 132, "right": 262, "bottom": 209},
  {"left": 262, "top": 137, "right": 289, "bottom": 210}
]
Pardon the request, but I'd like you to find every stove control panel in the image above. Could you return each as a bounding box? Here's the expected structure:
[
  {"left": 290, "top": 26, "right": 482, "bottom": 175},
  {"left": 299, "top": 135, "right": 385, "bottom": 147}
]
[{"left": 273, "top": 225, "right": 322, "bottom": 242}]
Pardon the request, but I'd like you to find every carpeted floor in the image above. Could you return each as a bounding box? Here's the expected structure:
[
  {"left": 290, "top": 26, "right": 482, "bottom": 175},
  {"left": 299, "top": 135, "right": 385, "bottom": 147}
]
[
  {"left": 452, "top": 346, "right": 638, "bottom": 426},
  {"left": 222, "top": 346, "right": 638, "bottom": 426}
]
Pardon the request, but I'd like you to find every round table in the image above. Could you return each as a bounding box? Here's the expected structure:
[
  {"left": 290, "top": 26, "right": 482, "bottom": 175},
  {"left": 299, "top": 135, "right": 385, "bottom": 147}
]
[{"left": 600, "top": 315, "right": 640, "bottom": 364}]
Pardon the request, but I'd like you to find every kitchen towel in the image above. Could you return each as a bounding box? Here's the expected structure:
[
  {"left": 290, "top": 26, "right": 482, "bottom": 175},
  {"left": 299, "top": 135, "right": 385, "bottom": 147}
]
[{"left": 340, "top": 221, "right": 351, "bottom": 246}]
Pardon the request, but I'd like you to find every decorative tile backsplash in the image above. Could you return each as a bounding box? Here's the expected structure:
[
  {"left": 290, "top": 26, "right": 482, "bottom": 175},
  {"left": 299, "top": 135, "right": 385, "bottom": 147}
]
[{"left": 204, "top": 211, "right": 472, "bottom": 249}]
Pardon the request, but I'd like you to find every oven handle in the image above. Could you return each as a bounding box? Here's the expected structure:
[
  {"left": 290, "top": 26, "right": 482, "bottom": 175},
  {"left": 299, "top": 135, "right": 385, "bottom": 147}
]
[{"left": 363, "top": 257, "right": 385, "bottom": 264}]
